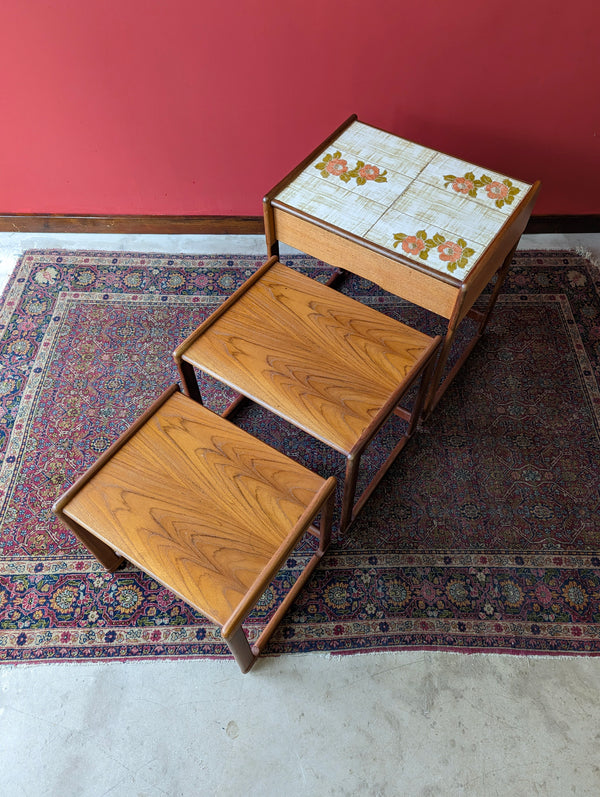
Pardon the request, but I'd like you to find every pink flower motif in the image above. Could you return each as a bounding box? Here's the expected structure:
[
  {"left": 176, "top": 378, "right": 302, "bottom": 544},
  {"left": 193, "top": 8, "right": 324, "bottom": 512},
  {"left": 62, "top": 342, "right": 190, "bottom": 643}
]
[
  {"left": 156, "top": 589, "right": 174, "bottom": 610},
  {"left": 22, "top": 593, "right": 38, "bottom": 611},
  {"left": 437, "top": 241, "right": 463, "bottom": 263},
  {"left": 534, "top": 582, "right": 553, "bottom": 606},
  {"left": 402, "top": 236, "right": 426, "bottom": 256},
  {"left": 326, "top": 158, "right": 348, "bottom": 176},
  {"left": 485, "top": 181, "right": 509, "bottom": 200},
  {"left": 452, "top": 177, "right": 474, "bottom": 194},
  {"left": 421, "top": 581, "right": 436, "bottom": 603},
  {"left": 358, "top": 164, "right": 380, "bottom": 181}
]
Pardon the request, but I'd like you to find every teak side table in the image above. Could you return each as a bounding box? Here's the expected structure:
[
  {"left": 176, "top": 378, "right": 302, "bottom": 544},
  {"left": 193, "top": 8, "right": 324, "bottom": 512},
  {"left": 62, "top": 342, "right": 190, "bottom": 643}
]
[
  {"left": 53, "top": 386, "right": 336, "bottom": 673},
  {"left": 263, "top": 114, "right": 541, "bottom": 415},
  {"left": 174, "top": 258, "right": 440, "bottom": 533}
]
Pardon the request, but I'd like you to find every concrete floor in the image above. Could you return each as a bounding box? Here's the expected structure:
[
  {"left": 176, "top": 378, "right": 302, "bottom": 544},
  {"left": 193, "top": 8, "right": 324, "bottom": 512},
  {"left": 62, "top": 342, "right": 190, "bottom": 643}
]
[{"left": 1, "top": 232, "right": 600, "bottom": 797}]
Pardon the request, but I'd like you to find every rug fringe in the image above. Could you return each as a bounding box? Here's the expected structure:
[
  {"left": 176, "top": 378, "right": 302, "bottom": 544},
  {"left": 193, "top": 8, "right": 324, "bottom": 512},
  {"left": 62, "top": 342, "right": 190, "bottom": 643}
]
[{"left": 576, "top": 245, "right": 600, "bottom": 269}]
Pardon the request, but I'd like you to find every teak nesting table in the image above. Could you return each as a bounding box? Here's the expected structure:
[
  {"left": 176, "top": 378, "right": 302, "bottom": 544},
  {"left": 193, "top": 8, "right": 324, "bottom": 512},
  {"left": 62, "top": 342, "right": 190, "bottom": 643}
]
[
  {"left": 54, "top": 115, "right": 541, "bottom": 673},
  {"left": 264, "top": 114, "right": 540, "bottom": 414},
  {"left": 174, "top": 259, "right": 440, "bottom": 533}
]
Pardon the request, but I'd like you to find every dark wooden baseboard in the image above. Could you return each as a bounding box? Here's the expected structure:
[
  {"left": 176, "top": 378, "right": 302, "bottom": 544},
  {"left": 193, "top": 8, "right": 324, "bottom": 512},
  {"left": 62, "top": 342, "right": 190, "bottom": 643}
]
[
  {"left": 0, "top": 214, "right": 265, "bottom": 235},
  {"left": 0, "top": 213, "right": 598, "bottom": 235},
  {"left": 524, "top": 215, "right": 600, "bottom": 234}
]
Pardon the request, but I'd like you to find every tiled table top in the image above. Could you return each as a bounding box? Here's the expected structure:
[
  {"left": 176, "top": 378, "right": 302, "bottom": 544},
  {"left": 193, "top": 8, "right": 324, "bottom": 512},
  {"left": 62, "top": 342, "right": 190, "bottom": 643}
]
[{"left": 274, "top": 120, "right": 532, "bottom": 282}]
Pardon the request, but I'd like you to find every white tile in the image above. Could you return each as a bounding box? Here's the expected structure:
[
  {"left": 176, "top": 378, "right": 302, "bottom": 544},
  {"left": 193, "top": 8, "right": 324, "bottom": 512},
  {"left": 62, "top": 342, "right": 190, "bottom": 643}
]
[
  {"left": 277, "top": 171, "right": 388, "bottom": 238},
  {"left": 307, "top": 154, "right": 414, "bottom": 209},
  {"left": 391, "top": 180, "right": 508, "bottom": 247},
  {"left": 332, "top": 121, "right": 437, "bottom": 179},
  {"left": 419, "top": 152, "right": 530, "bottom": 214},
  {"left": 365, "top": 207, "right": 485, "bottom": 279}
]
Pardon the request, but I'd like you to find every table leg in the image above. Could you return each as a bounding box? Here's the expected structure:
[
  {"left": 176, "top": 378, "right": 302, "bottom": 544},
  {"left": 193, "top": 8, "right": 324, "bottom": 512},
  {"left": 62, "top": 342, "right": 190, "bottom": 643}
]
[
  {"left": 224, "top": 625, "right": 257, "bottom": 674},
  {"left": 423, "top": 243, "right": 517, "bottom": 418},
  {"left": 177, "top": 359, "right": 203, "bottom": 404},
  {"left": 340, "top": 454, "right": 361, "bottom": 534},
  {"left": 60, "top": 516, "right": 125, "bottom": 572}
]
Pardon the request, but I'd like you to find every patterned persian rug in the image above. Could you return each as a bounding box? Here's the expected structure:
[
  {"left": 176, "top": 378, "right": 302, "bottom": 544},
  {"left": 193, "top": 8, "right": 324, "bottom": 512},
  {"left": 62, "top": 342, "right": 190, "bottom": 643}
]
[{"left": 1, "top": 249, "right": 599, "bottom": 663}]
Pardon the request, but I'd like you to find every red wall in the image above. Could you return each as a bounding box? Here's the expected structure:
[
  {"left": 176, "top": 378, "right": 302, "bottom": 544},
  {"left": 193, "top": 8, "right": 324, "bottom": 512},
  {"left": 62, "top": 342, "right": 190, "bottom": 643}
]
[{"left": 1, "top": 0, "right": 598, "bottom": 216}]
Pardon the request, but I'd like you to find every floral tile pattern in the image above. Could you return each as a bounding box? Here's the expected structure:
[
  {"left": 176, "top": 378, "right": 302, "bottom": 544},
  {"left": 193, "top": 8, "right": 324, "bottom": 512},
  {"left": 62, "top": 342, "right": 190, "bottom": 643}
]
[
  {"left": 275, "top": 120, "right": 532, "bottom": 280},
  {"left": 392, "top": 230, "right": 476, "bottom": 274},
  {"left": 366, "top": 207, "right": 485, "bottom": 276},
  {"left": 314, "top": 151, "right": 388, "bottom": 186},
  {"left": 418, "top": 153, "right": 529, "bottom": 213}
]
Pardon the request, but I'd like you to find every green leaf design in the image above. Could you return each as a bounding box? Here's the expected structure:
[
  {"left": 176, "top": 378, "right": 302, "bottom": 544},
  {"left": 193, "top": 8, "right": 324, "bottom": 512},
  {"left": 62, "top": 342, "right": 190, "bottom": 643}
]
[
  {"left": 340, "top": 173, "right": 351, "bottom": 183},
  {"left": 480, "top": 174, "right": 492, "bottom": 184},
  {"left": 356, "top": 177, "right": 366, "bottom": 186},
  {"left": 333, "top": 151, "right": 342, "bottom": 159},
  {"left": 432, "top": 233, "right": 445, "bottom": 245},
  {"left": 457, "top": 238, "right": 467, "bottom": 247},
  {"left": 393, "top": 233, "right": 407, "bottom": 241},
  {"left": 416, "top": 230, "right": 427, "bottom": 240},
  {"left": 444, "top": 174, "right": 457, "bottom": 182},
  {"left": 465, "top": 171, "right": 475, "bottom": 181},
  {"left": 495, "top": 199, "right": 504, "bottom": 208},
  {"left": 469, "top": 189, "right": 477, "bottom": 198},
  {"left": 463, "top": 247, "right": 475, "bottom": 258},
  {"left": 419, "top": 250, "right": 429, "bottom": 260}
]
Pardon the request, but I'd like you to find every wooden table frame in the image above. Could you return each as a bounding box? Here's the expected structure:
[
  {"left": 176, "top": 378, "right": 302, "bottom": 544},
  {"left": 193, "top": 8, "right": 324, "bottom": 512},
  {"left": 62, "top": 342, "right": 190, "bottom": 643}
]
[{"left": 263, "top": 115, "right": 541, "bottom": 416}]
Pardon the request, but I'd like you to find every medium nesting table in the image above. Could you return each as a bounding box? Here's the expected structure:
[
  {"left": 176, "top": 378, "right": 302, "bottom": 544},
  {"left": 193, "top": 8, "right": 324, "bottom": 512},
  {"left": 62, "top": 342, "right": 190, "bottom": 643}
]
[
  {"left": 174, "top": 258, "right": 440, "bottom": 533},
  {"left": 263, "top": 114, "right": 540, "bottom": 415}
]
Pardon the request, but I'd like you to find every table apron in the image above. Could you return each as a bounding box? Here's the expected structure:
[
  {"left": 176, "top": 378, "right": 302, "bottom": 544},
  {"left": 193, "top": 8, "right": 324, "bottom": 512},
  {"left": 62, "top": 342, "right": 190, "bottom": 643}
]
[{"left": 272, "top": 207, "right": 459, "bottom": 320}]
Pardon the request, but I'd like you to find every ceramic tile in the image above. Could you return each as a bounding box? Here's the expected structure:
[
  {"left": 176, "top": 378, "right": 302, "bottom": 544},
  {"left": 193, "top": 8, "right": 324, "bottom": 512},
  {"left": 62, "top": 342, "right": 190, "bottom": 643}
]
[
  {"left": 365, "top": 207, "right": 486, "bottom": 279},
  {"left": 390, "top": 180, "right": 508, "bottom": 248},
  {"left": 419, "top": 152, "right": 530, "bottom": 215},
  {"left": 308, "top": 154, "right": 414, "bottom": 209},
  {"left": 332, "top": 121, "right": 437, "bottom": 179},
  {"left": 276, "top": 171, "right": 387, "bottom": 238}
]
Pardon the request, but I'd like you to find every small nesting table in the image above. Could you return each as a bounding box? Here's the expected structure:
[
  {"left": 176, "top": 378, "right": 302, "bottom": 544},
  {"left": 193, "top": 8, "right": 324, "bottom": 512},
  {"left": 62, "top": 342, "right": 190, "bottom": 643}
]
[
  {"left": 263, "top": 115, "right": 540, "bottom": 415},
  {"left": 174, "top": 258, "right": 440, "bottom": 533},
  {"left": 53, "top": 386, "right": 336, "bottom": 673}
]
